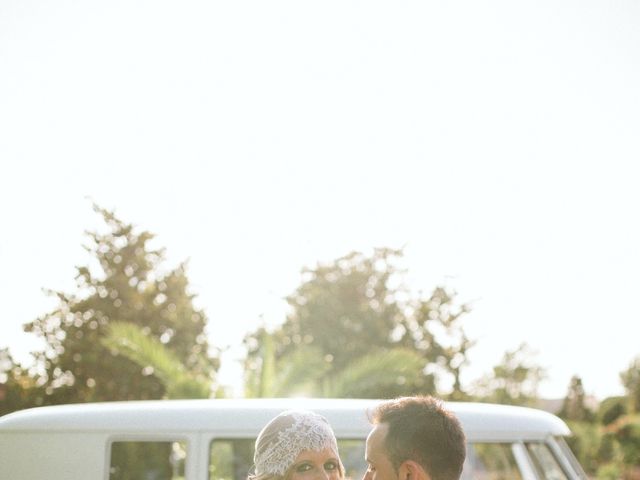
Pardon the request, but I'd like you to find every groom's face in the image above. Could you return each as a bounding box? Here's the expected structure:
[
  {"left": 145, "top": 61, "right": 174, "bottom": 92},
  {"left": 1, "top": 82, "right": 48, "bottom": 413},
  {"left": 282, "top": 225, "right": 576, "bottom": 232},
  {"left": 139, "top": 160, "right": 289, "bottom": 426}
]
[{"left": 363, "top": 423, "right": 397, "bottom": 480}]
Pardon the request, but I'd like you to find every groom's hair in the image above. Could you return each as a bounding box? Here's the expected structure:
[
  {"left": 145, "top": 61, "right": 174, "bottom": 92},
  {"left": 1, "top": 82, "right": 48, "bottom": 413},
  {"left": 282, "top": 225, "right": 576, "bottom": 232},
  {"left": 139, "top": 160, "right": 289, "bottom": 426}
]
[{"left": 371, "top": 396, "right": 466, "bottom": 480}]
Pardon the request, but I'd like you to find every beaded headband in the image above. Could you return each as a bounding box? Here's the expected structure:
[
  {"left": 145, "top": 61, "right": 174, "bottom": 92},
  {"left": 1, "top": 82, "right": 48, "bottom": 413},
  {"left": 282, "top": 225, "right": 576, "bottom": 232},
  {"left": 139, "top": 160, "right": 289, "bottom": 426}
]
[{"left": 254, "top": 410, "right": 340, "bottom": 476}]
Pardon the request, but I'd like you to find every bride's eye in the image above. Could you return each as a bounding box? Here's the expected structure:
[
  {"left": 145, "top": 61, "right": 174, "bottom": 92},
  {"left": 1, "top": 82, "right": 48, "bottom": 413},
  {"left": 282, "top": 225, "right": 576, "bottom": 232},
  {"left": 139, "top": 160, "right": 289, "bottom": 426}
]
[
  {"left": 324, "top": 461, "right": 338, "bottom": 471},
  {"left": 296, "top": 463, "right": 313, "bottom": 473}
]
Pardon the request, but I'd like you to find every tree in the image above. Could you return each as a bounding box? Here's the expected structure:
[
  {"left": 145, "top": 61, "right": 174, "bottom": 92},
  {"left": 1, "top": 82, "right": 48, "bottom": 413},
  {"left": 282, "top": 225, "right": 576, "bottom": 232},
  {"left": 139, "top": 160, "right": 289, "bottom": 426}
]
[
  {"left": 398, "top": 286, "right": 475, "bottom": 399},
  {"left": 243, "top": 328, "right": 428, "bottom": 398},
  {"left": 564, "top": 421, "right": 608, "bottom": 476},
  {"left": 326, "top": 348, "right": 430, "bottom": 398},
  {"left": 244, "top": 248, "right": 472, "bottom": 398},
  {"left": 24, "top": 204, "right": 217, "bottom": 403},
  {"left": 102, "top": 322, "right": 213, "bottom": 399},
  {"left": 598, "top": 396, "right": 628, "bottom": 426},
  {"left": 278, "top": 248, "right": 404, "bottom": 370},
  {"left": 559, "top": 375, "right": 594, "bottom": 422},
  {"left": 620, "top": 356, "right": 640, "bottom": 413},
  {"left": 472, "top": 343, "right": 546, "bottom": 406},
  {"left": 589, "top": 358, "right": 640, "bottom": 480},
  {"left": 0, "top": 349, "right": 41, "bottom": 415},
  {"left": 609, "top": 416, "right": 640, "bottom": 475}
]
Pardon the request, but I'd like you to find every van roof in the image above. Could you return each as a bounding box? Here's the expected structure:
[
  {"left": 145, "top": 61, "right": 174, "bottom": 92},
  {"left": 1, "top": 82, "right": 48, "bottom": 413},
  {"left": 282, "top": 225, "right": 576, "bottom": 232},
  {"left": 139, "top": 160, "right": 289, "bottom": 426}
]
[{"left": 0, "top": 398, "right": 570, "bottom": 440}]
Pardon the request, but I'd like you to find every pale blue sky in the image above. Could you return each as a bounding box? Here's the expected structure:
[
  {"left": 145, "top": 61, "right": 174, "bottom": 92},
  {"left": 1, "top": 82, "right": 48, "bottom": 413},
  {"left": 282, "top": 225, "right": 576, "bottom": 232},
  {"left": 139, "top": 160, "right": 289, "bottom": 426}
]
[{"left": 1, "top": 0, "right": 639, "bottom": 399}]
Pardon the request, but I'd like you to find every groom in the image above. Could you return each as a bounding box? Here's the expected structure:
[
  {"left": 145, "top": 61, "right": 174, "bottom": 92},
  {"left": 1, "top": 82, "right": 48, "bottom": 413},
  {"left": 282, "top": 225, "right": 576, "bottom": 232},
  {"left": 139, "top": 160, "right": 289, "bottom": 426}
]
[{"left": 363, "top": 396, "right": 466, "bottom": 480}]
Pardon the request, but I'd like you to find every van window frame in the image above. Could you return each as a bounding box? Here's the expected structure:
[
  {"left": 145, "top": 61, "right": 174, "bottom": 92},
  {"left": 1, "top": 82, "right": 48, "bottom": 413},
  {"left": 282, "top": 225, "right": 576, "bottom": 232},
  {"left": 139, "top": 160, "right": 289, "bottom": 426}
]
[
  {"left": 463, "top": 439, "right": 537, "bottom": 480},
  {"left": 105, "top": 433, "right": 192, "bottom": 480},
  {"left": 524, "top": 438, "right": 576, "bottom": 480},
  {"left": 545, "top": 436, "right": 588, "bottom": 480}
]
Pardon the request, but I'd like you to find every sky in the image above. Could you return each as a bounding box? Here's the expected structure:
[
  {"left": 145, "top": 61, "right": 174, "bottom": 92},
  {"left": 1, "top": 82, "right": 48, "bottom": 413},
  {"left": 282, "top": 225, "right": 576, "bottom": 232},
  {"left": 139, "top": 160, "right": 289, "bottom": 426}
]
[{"left": 1, "top": 0, "right": 639, "bottom": 400}]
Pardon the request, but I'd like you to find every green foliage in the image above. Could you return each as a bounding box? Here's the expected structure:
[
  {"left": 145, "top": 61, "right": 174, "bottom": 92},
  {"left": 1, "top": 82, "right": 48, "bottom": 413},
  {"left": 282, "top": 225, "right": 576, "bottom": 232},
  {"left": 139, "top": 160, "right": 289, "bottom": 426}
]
[
  {"left": 471, "top": 343, "right": 546, "bottom": 406},
  {"left": 244, "top": 248, "right": 472, "bottom": 398},
  {"left": 559, "top": 375, "right": 595, "bottom": 422},
  {"left": 564, "top": 414, "right": 640, "bottom": 479},
  {"left": 563, "top": 372, "right": 640, "bottom": 480},
  {"left": 0, "top": 348, "right": 44, "bottom": 415},
  {"left": 568, "top": 411, "right": 640, "bottom": 479},
  {"left": 102, "top": 322, "right": 212, "bottom": 399},
  {"left": 598, "top": 396, "right": 628, "bottom": 426},
  {"left": 401, "top": 286, "right": 475, "bottom": 398},
  {"left": 244, "top": 338, "right": 429, "bottom": 399},
  {"left": 327, "top": 349, "right": 431, "bottom": 398},
  {"left": 596, "top": 433, "right": 618, "bottom": 465},
  {"left": 620, "top": 356, "right": 640, "bottom": 413},
  {"left": 267, "top": 347, "right": 330, "bottom": 397},
  {"left": 23, "top": 204, "right": 217, "bottom": 403},
  {"left": 565, "top": 421, "right": 606, "bottom": 475},
  {"left": 596, "top": 462, "right": 623, "bottom": 480},
  {"left": 611, "top": 415, "right": 640, "bottom": 466},
  {"left": 277, "top": 248, "right": 406, "bottom": 371},
  {"left": 539, "top": 362, "right": 640, "bottom": 478}
]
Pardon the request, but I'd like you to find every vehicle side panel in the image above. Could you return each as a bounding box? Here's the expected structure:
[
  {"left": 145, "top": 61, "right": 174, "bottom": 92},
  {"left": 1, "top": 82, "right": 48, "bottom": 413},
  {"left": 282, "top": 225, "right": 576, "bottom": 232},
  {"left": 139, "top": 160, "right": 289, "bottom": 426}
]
[{"left": 0, "top": 432, "right": 106, "bottom": 479}]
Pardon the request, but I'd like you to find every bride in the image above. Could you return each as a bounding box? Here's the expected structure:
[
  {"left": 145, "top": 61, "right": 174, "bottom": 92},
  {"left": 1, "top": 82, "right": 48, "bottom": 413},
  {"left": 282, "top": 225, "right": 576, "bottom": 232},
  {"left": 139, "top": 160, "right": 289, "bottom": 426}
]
[{"left": 249, "top": 410, "right": 345, "bottom": 480}]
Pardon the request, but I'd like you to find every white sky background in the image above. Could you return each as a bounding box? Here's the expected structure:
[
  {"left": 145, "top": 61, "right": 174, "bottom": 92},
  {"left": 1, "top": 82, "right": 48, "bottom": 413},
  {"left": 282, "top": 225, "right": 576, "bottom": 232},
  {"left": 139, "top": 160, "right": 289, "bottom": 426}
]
[{"left": 1, "top": 0, "right": 639, "bottom": 400}]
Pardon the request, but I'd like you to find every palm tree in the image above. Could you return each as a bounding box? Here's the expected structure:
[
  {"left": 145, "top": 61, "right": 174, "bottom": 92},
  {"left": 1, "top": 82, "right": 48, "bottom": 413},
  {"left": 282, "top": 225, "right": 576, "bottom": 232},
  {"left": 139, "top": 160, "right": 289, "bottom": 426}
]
[
  {"left": 105, "top": 323, "right": 430, "bottom": 400},
  {"left": 246, "top": 330, "right": 428, "bottom": 399},
  {"left": 102, "top": 321, "right": 212, "bottom": 399},
  {"left": 327, "top": 348, "right": 427, "bottom": 398}
]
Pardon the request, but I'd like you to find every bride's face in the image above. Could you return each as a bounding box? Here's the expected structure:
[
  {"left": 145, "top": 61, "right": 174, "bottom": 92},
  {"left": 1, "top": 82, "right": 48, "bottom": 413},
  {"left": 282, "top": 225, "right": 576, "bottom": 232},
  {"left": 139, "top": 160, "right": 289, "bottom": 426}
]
[{"left": 287, "top": 448, "right": 342, "bottom": 480}]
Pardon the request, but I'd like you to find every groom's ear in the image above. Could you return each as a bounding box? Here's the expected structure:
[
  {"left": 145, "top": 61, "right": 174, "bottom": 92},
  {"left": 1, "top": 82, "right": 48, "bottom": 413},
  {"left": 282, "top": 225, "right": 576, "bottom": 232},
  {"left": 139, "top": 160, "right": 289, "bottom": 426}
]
[{"left": 398, "top": 460, "right": 431, "bottom": 480}]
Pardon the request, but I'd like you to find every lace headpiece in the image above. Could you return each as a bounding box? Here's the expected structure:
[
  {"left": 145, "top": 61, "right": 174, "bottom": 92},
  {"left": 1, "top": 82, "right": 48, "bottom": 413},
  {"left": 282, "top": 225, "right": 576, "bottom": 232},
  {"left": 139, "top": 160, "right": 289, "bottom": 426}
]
[{"left": 254, "top": 410, "right": 340, "bottom": 476}]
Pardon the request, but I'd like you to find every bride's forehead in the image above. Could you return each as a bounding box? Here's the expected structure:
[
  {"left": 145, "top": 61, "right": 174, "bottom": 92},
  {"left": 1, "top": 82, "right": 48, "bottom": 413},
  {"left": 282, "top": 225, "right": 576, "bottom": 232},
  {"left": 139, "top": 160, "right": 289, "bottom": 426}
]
[{"left": 294, "top": 447, "right": 338, "bottom": 462}]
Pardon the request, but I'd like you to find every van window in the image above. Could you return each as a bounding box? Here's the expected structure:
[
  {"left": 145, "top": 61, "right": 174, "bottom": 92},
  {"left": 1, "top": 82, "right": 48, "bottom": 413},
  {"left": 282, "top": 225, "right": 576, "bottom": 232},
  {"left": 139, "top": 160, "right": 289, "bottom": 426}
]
[
  {"left": 209, "top": 439, "right": 366, "bottom": 480},
  {"left": 109, "top": 440, "right": 187, "bottom": 480},
  {"left": 461, "top": 443, "right": 524, "bottom": 480},
  {"left": 525, "top": 442, "right": 569, "bottom": 480},
  {"left": 210, "top": 439, "right": 254, "bottom": 480}
]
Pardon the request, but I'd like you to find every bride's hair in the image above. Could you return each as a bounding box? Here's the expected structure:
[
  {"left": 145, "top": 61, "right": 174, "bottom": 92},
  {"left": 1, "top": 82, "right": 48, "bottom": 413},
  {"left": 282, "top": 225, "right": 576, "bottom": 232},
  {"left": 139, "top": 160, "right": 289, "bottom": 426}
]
[{"left": 249, "top": 410, "right": 344, "bottom": 480}]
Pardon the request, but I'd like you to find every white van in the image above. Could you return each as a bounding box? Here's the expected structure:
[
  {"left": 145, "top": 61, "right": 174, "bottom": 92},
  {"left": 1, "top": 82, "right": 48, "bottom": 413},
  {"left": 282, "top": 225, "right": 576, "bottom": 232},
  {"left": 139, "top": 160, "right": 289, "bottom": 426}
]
[{"left": 0, "top": 398, "right": 587, "bottom": 480}]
